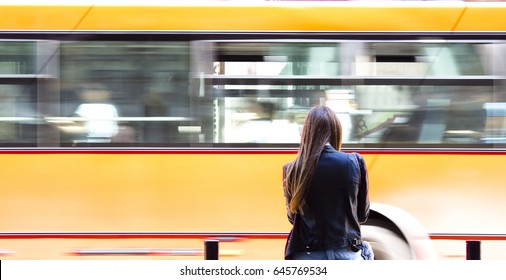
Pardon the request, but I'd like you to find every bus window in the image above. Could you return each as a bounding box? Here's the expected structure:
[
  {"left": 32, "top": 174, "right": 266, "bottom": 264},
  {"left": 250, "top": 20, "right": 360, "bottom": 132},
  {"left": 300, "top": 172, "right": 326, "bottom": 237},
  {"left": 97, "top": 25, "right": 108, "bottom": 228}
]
[
  {"left": 349, "top": 42, "right": 495, "bottom": 147},
  {"left": 211, "top": 42, "right": 341, "bottom": 144},
  {"left": 0, "top": 41, "right": 49, "bottom": 146},
  {"left": 57, "top": 41, "right": 193, "bottom": 146},
  {"left": 208, "top": 40, "right": 497, "bottom": 147},
  {"left": 0, "top": 84, "right": 38, "bottom": 146},
  {"left": 1, "top": 38, "right": 503, "bottom": 148}
]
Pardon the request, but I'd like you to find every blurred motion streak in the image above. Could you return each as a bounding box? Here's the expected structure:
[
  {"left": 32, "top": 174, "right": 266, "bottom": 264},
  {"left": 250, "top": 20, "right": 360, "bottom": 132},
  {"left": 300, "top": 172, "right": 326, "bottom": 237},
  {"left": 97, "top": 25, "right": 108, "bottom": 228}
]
[{"left": 3, "top": 1, "right": 506, "bottom": 260}]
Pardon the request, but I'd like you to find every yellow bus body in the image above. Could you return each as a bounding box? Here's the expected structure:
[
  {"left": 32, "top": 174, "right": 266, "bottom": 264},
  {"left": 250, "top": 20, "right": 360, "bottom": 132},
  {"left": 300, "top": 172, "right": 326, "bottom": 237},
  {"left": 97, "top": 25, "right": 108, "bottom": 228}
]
[
  {"left": 1, "top": 2, "right": 506, "bottom": 32},
  {"left": 1, "top": 151, "right": 506, "bottom": 259}
]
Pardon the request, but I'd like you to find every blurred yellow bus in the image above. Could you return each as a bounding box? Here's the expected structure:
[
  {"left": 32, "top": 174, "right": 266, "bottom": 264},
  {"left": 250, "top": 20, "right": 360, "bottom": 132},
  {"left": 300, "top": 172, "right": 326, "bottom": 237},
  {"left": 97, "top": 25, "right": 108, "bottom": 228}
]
[{"left": 1, "top": 1, "right": 506, "bottom": 259}]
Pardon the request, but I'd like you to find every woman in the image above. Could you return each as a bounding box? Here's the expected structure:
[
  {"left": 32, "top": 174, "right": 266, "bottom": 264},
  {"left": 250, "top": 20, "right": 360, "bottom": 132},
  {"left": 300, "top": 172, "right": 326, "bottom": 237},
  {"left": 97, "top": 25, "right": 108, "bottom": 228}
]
[{"left": 282, "top": 105, "right": 373, "bottom": 260}]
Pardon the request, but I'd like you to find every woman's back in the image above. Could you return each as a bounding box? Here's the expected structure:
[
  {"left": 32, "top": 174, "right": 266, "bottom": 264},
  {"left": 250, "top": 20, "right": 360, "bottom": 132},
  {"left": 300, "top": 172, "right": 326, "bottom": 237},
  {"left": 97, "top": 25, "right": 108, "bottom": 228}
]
[{"left": 284, "top": 146, "right": 367, "bottom": 256}]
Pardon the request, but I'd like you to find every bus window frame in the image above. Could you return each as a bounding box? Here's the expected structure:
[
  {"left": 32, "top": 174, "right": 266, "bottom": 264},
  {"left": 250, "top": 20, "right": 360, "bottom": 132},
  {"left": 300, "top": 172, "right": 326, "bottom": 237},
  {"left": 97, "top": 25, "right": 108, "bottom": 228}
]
[{"left": 0, "top": 31, "right": 505, "bottom": 149}]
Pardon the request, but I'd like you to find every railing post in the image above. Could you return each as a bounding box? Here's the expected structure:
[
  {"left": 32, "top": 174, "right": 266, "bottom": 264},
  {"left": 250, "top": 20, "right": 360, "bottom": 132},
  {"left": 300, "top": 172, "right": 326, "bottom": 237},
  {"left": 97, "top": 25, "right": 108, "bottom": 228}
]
[
  {"left": 466, "top": 240, "right": 481, "bottom": 260},
  {"left": 204, "top": 240, "right": 219, "bottom": 260}
]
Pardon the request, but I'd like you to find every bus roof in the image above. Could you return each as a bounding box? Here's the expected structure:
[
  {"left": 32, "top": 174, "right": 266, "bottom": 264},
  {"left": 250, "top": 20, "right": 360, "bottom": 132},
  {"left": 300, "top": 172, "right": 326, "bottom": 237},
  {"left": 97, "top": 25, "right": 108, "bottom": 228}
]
[{"left": 1, "top": 1, "right": 506, "bottom": 32}]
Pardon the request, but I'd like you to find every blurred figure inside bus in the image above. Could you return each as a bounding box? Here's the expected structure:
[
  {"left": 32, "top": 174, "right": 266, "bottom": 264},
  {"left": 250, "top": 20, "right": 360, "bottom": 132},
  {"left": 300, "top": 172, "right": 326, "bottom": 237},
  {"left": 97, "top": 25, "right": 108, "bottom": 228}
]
[
  {"left": 73, "top": 85, "right": 119, "bottom": 143},
  {"left": 142, "top": 89, "right": 169, "bottom": 144}
]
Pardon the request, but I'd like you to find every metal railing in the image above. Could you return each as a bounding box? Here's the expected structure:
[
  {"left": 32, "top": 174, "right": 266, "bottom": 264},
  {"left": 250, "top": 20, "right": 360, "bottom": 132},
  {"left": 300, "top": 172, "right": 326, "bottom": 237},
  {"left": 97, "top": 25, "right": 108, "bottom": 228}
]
[
  {"left": 1, "top": 232, "right": 506, "bottom": 259},
  {"left": 429, "top": 233, "right": 506, "bottom": 260}
]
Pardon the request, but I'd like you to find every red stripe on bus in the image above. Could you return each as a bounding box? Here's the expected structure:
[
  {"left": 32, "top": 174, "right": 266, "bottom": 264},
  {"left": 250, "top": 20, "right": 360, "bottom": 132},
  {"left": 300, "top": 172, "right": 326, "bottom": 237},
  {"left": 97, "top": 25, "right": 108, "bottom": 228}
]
[
  {"left": 1, "top": 232, "right": 506, "bottom": 241},
  {"left": 0, "top": 148, "right": 506, "bottom": 155}
]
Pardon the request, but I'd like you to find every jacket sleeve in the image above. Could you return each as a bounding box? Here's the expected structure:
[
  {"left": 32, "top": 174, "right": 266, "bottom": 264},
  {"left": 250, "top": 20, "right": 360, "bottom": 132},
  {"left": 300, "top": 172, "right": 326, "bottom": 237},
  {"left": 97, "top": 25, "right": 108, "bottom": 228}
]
[
  {"left": 282, "top": 164, "right": 295, "bottom": 224},
  {"left": 355, "top": 153, "right": 370, "bottom": 224}
]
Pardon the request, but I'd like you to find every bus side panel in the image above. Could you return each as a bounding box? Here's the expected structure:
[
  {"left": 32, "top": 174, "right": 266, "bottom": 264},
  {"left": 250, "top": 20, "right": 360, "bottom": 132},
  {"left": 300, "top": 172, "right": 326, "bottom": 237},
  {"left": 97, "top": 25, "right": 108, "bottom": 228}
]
[
  {"left": 367, "top": 153, "right": 506, "bottom": 235},
  {"left": 1, "top": 152, "right": 506, "bottom": 259},
  {"left": 0, "top": 153, "right": 293, "bottom": 232},
  {"left": 0, "top": 152, "right": 295, "bottom": 259}
]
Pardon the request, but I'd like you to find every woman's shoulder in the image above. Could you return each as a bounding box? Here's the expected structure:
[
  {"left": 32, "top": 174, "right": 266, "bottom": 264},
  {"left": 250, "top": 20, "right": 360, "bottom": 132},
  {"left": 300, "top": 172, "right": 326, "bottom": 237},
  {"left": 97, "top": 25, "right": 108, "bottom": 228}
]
[
  {"left": 283, "top": 161, "right": 293, "bottom": 171},
  {"left": 321, "top": 151, "right": 365, "bottom": 168},
  {"left": 349, "top": 152, "right": 365, "bottom": 163}
]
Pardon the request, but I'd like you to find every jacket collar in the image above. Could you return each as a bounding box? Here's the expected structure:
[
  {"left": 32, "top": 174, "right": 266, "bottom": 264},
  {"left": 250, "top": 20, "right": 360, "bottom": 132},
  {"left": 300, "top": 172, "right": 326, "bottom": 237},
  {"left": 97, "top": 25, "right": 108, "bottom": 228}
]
[{"left": 323, "top": 144, "right": 337, "bottom": 153}]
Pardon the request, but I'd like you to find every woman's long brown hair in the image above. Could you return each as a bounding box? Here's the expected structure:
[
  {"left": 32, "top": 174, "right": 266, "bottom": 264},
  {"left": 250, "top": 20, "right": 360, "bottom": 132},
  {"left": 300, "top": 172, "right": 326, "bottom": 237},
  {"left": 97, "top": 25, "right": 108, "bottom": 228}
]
[{"left": 284, "top": 105, "right": 343, "bottom": 214}]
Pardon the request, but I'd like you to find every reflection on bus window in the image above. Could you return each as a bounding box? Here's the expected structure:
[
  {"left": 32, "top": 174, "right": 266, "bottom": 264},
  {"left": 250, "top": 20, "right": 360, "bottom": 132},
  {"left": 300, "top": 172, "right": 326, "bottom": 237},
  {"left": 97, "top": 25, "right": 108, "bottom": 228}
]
[
  {"left": 482, "top": 102, "right": 506, "bottom": 144},
  {"left": 0, "top": 84, "right": 38, "bottom": 146},
  {"left": 225, "top": 100, "right": 301, "bottom": 143},
  {"left": 325, "top": 89, "right": 359, "bottom": 143}
]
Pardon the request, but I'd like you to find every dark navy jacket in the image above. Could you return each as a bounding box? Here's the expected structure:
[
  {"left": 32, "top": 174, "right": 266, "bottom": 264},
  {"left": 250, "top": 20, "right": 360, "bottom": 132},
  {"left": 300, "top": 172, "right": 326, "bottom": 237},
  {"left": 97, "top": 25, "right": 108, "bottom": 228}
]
[{"left": 283, "top": 145, "right": 370, "bottom": 259}]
